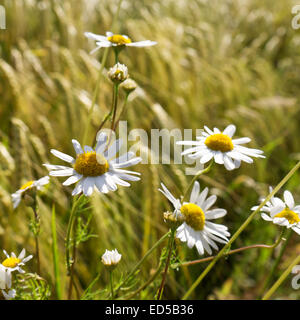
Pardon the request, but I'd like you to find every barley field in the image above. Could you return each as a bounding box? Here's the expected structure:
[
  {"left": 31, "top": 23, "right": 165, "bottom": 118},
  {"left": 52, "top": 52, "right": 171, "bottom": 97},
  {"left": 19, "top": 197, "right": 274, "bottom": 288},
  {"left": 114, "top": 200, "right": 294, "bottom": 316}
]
[{"left": 0, "top": 0, "right": 300, "bottom": 300}]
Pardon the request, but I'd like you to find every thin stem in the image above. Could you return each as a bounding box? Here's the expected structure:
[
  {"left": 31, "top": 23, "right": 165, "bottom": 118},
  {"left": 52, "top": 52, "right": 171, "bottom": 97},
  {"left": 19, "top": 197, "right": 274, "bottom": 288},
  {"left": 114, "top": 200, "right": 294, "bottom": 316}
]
[
  {"left": 31, "top": 206, "right": 41, "bottom": 275},
  {"left": 123, "top": 262, "right": 163, "bottom": 300},
  {"left": 262, "top": 252, "right": 300, "bottom": 300},
  {"left": 182, "top": 160, "right": 300, "bottom": 300},
  {"left": 110, "top": 271, "right": 114, "bottom": 300},
  {"left": 113, "top": 92, "right": 129, "bottom": 131},
  {"left": 83, "top": 49, "right": 109, "bottom": 145},
  {"left": 183, "top": 161, "right": 213, "bottom": 201},
  {"left": 110, "top": 84, "right": 119, "bottom": 132},
  {"left": 113, "top": 230, "right": 171, "bottom": 297},
  {"left": 65, "top": 195, "right": 83, "bottom": 300},
  {"left": 92, "top": 85, "right": 115, "bottom": 147},
  {"left": 173, "top": 230, "right": 284, "bottom": 268},
  {"left": 157, "top": 230, "right": 176, "bottom": 300},
  {"left": 68, "top": 215, "right": 78, "bottom": 300},
  {"left": 260, "top": 229, "right": 291, "bottom": 297}
]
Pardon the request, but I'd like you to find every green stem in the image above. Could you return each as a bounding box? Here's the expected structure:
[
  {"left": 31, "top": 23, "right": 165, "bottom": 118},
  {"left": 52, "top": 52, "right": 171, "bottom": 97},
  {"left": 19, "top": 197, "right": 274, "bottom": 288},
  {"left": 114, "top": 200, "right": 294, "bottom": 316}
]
[
  {"left": 113, "top": 92, "right": 129, "bottom": 132},
  {"left": 122, "top": 262, "right": 163, "bottom": 300},
  {"left": 110, "top": 84, "right": 119, "bottom": 132},
  {"left": 110, "top": 271, "right": 114, "bottom": 300},
  {"left": 157, "top": 229, "right": 176, "bottom": 300},
  {"left": 65, "top": 195, "right": 83, "bottom": 278},
  {"left": 173, "top": 230, "right": 284, "bottom": 268},
  {"left": 68, "top": 214, "right": 78, "bottom": 300},
  {"left": 31, "top": 205, "right": 41, "bottom": 275},
  {"left": 113, "top": 230, "right": 171, "bottom": 297},
  {"left": 83, "top": 49, "right": 110, "bottom": 145},
  {"left": 260, "top": 229, "right": 291, "bottom": 297},
  {"left": 183, "top": 161, "right": 213, "bottom": 201},
  {"left": 182, "top": 160, "right": 300, "bottom": 300},
  {"left": 92, "top": 85, "right": 115, "bottom": 147},
  {"left": 262, "top": 252, "right": 300, "bottom": 300}
]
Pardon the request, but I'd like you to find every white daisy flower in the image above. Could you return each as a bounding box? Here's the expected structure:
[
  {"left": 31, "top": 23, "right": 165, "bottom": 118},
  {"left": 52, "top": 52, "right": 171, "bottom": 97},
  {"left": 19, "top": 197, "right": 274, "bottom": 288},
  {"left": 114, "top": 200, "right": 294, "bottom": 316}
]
[
  {"left": 101, "top": 249, "right": 122, "bottom": 267},
  {"left": 177, "top": 124, "right": 265, "bottom": 171},
  {"left": 44, "top": 133, "right": 142, "bottom": 196},
  {"left": 2, "top": 289, "right": 16, "bottom": 300},
  {"left": 11, "top": 176, "right": 50, "bottom": 209},
  {"left": 159, "top": 182, "right": 230, "bottom": 255},
  {"left": 2, "top": 249, "right": 33, "bottom": 277},
  {"left": 251, "top": 187, "right": 300, "bottom": 235},
  {"left": 84, "top": 31, "right": 157, "bottom": 54}
]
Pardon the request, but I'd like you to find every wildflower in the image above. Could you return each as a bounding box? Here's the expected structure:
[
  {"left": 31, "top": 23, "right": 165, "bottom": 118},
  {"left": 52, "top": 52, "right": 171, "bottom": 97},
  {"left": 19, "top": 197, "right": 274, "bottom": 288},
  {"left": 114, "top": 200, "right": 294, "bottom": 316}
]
[
  {"left": 84, "top": 31, "right": 157, "bottom": 54},
  {"left": 251, "top": 187, "right": 300, "bottom": 235},
  {"left": 101, "top": 249, "right": 122, "bottom": 269},
  {"left": 120, "top": 78, "right": 137, "bottom": 94},
  {"left": 159, "top": 182, "right": 230, "bottom": 255},
  {"left": 108, "top": 63, "right": 129, "bottom": 84},
  {"left": 11, "top": 176, "right": 50, "bottom": 209},
  {"left": 2, "top": 289, "right": 16, "bottom": 300},
  {"left": 44, "top": 133, "right": 142, "bottom": 196},
  {"left": 2, "top": 248, "right": 33, "bottom": 276},
  {"left": 177, "top": 125, "right": 265, "bottom": 170}
]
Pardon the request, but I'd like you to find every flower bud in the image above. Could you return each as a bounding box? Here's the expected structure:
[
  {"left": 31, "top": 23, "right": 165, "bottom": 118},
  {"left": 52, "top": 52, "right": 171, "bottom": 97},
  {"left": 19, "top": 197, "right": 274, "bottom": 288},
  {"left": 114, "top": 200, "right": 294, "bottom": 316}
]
[
  {"left": 101, "top": 249, "right": 122, "bottom": 271},
  {"left": 120, "top": 78, "right": 137, "bottom": 94},
  {"left": 163, "top": 211, "right": 185, "bottom": 229},
  {"left": 108, "top": 63, "right": 129, "bottom": 84}
]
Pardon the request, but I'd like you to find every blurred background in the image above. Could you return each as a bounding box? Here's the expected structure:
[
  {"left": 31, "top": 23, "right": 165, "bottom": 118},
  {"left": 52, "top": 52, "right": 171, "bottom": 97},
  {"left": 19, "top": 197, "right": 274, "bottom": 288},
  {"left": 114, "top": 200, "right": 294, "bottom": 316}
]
[{"left": 0, "top": 0, "right": 300, "bottom": 299}]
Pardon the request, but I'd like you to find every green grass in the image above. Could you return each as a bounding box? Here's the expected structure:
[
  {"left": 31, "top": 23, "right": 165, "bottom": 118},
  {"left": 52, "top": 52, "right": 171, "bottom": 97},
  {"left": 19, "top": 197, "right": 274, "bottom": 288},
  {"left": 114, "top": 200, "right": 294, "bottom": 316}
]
[{"left": 0, "top": 0, "right": 300, "bottom": 299}]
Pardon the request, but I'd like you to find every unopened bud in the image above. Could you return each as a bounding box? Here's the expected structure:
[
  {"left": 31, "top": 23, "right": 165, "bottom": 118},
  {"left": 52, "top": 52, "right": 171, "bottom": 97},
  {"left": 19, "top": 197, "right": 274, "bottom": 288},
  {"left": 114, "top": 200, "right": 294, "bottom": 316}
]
[
  {"left": 101, "top": 249, "right": 122, "bottom": 271},
  {"left": 120, "top": 78, "right": 137, "bottom": 94},
  {"left": 163, "top": 211, "right": 185, "bottom": 229}
]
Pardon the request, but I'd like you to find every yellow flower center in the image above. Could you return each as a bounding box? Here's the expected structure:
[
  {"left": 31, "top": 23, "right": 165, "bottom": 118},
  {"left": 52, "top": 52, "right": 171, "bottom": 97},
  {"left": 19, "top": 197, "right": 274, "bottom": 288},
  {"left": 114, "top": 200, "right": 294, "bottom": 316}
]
[
  {"left": 20, "top": 181, "right": 34, "bottom": 190},
  {"left": 74, "top": 152, "right": 109, "bottom": 177},
  {"left": 205, "top": 133, "right": 234, "bottom": 152},
  {"left": 107, "top": 34, "right": 132, "bottom": 45},
  {"left": 2, "top": 257, "right": 21, "bottom": 268},
  {"left": 181, "top": 203, "right": 205, "bottom": 230},
  {"left": 275, "top": 208, "right": 300, "bottom": 224}
]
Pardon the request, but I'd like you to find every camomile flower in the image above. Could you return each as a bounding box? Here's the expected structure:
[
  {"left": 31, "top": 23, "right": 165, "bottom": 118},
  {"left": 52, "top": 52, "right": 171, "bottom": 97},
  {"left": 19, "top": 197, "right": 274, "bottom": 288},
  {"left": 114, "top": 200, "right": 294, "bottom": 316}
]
[
  {"left": 251, "top": 187, "right": 300, "bottom": 235},
  {"left": 11, "top": 176, "right": 50, "bottom": 209},
  {"left": 2, "top": 249, "right": 33, "bottom": 276},
  {"left": 159, "top": 182, "right": 230, "bottom": 255},
  {"left": 2, "top": 289, "right": 16, "bottom": 300},
  {"left": 177, "top": 124, "right": 265, "bottom": 171},
  {"left": 84, "top": 31, "right": 157, "bottom": 54},
  {"left": 101, "top": 249, "right": 122, "bottom": 268},
  {"left": 44, "top": 133, "right": 142, "bottom": 196}
]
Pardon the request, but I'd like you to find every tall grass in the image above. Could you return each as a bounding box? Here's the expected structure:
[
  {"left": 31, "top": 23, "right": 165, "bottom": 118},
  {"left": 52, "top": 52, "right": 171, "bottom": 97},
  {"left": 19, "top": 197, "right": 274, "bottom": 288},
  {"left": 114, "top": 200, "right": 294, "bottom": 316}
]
[{"left": 0, "top": 0, "right": 300, "bottom": 299}]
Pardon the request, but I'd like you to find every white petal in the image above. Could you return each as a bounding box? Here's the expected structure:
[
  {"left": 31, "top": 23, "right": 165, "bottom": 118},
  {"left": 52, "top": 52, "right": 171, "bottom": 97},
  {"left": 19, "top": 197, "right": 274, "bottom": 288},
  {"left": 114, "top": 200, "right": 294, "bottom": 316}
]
[
  {"left": 284, "top": 191, "right": 295, "bottom": 209},
  {"left": 51, "top": 149, "right": 74, "bottom": 164},
  {"left": 50, "top": 168, "right": 75, "bottom": 177},
  {"left": 72, "top": 140, "right": 83, "bottom": 155},
  {"left": 83, "top": 177, "right": 95, "bottom": 196},
  {"left": 205, "top": 209, "right": 227, "bottom": 220},
  {"left": 62, "top": 174, "right": 83, "bottom": 186},
  {"left": 126, "top": 40, "right": 157, "bottom": 47},
  {"left": 190, "top": 181, "right": 200, "bottom": 203},
  {"left": 104, "top": 139, "right": 122, "bottom": 160},
  {"left": 200, "top": 152, "right": 214, "bottom": 164},
  {"left": 203, "top": 195, "right": 217, "bottom": 210},
  {"left": 223, "top": 124, "right": 236, "bottom": 137}
]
